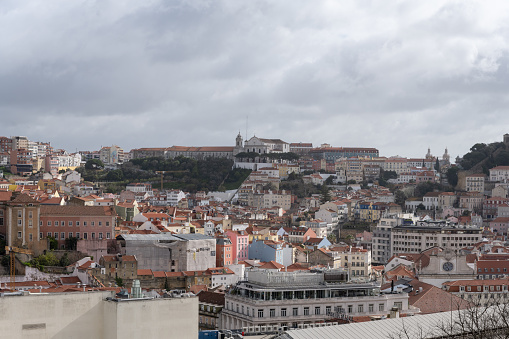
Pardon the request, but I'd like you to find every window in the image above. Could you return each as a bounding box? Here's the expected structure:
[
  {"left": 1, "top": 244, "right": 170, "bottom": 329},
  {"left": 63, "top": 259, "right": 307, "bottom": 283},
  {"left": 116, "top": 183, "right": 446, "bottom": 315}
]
[
  {"left": 99, "top": 233, "right": 103, "bottom": 239},
  {"left": 69, "top": 221, "right": 73, "bottom": 226},
  {"left": 76, "top": 221, "right": 80, "bottom": 226},
  {"left": 18, "top": 210, "right": 22, "bottom": 218},
  {"left": 258, "top": 309, "right": 264, "bottom": 318},
  {"left": 83, "top": 233, "right": 88, "bottom": 239},
  {"left": 61, "top": 221, "right": 65, "bottom": 226},
  {"left": 379, "top": 304, "right": 384, "bottom": 312},
  {"left": 47, "top": 221, "right": 51, "bottom": 226},
  {"left": 76, "top": 232, "right": 80, "bottom": 239},
  {"left": 394, "top": 302, "right": 402, "bottom": 310},
  {"left": 83, "top": 221, "right": 87, "bottom": 226},
  {"left": 106, "top": 222, "right": 110, "bottom": 226},
  {"left": 61, "top": 232, "right": 65, "bottom": 239},
  {"left": 270, "top": 309, "right": 275, "bottom": 318},
  {"left": 47, "top": 232, "right": 52, "bottom": 237},
  {"left": 326, "top": 306, "right": 331, "bottom": 315},
  {"left": 348, "top": 305, "right": 353, "bottom": 313},
  {"left": 106, "top": 232, "right": 111, "bottom": 239},
  {"left": 91, "top": 233, "right": 95, "bottom": 239},
  {"left": 304, "top": 307, "right": 309, "bottom": 316},
  {"left": 28, "top": 220, "right": 32, "bottom": 227},
  {"left": 28, "top": 211, "right": 32, "bottom": 219},
  {"left": 54, "top": 221, "right": 58, "bottom": 226},
  {"left": 17, "top": 231, "right": 22, "bottom": 238},
  {"left": 29, "top": 234, "right": 33, "bottom": 241},
  {"left": 369, "top": 304, "right": 374, "bottom": 313},
  {"left": 358, "top": 305, "right": 363, "bottom": 313},
  {"left": 99, "top": 221, "right": 102, "bottom": 226},
  {"left": 17, "top": 219, "right": 22, "bottom": 226},
  {"left": 315, "top": 307, "right": 320, "bottom": 315},
  {"left": 91, "top": 222, "right": 95, "bottom": 226},
  {"left": 69, "top": 232, "right": 73, "bottom": 238},
  {"left": 281, "top": 308, "right": 287, "bottom": 317},
  {"left": 39, "top": 232, "right": 42, "bottom": 239},
  {"left": 293, "top": 308, "right": 298, "bottom": 316}
]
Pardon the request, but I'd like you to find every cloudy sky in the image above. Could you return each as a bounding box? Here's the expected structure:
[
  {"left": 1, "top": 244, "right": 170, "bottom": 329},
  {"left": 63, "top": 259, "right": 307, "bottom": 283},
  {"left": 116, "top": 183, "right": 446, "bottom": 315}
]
[{"left": 2, "top": 0, "right": 509, "bottom": 159}]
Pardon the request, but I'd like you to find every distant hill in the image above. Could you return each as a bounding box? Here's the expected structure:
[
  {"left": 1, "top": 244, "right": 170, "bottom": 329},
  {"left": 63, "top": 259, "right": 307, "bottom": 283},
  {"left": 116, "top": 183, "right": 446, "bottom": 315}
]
[
  {"left": 78, "top": 156, "right": 251, "bottom": 193},
  {"left": 459, "top": 142, "right": 509, "bottom": 175}
]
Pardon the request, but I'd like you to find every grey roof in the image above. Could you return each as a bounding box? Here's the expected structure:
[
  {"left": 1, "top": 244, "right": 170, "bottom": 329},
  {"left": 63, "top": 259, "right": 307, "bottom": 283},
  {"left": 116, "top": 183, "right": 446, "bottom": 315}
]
[
  {"left": 280, "top": 307, "right": 499, "bottom": 339},
  {"left": 172, "top": 234, "right": 215, "bottom": 241},
  {"left": 119, "top": 234, "right": 179, "bottom": 241}
]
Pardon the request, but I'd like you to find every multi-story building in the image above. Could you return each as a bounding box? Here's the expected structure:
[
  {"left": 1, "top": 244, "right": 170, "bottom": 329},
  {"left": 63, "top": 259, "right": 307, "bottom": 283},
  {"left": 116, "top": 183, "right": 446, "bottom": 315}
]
[
  {"left": 243, "top": 137, "right": 290, "bottom": 154},
  {"left": 444, "top": 279, "right": 509, "bottom": 306},
  {"left": 222, "top": 270, "right": 411, "bottom": 330},
  {"left": 490, "top": 166, "right": 509, "bottom": 183},
  {"left": 458, "top": 192, "right": 484, "bottom": 212},
  {"left": 226, "top": 230, "right": 250, "bottom": 263},
  {"left": 216, "top": 236, "right": 233, "bottom": 267},
  {"left": 383, "top": 158, "right": 408, "bottom": 175},
  {"left": 290, "top": 143, "right": 313, "bottom": 155},
  {"left": 10, "top": 149, "right": 33, "bottom": 175},
  {"left": 10, "top": 136, "right": 29, "bottom": 150},
  {"left": 0, "top": 136, "right": 12, "bottom": 153},
  {"left": 310, "top": 147, "right": 379, "bottom": 162},
  {"left": 198, "top": 290, "right": 225, "bottom": 331},
  {"left": 117, "top": 233, "right": 216, "bottom": 272},
  {"left": 483, "top": 197, "right": 509, "bottom": 219},
  {"left": 100, "top": 145, "right": 124, "bottom": 165},
  {"left": 465, "top": 174, "right": 485, "bottom": 192},
  {"left": 305, "top": 219, "right": 328, "bottom": 238},
  {"left": 39, "top": 205, "right": 116, "bottom": 249},
  {"left": 0, "top": 193, "right": 47, "bottom": 255},
  {"left": 391, "top": 222, "right": 483, "bottom": 255}
]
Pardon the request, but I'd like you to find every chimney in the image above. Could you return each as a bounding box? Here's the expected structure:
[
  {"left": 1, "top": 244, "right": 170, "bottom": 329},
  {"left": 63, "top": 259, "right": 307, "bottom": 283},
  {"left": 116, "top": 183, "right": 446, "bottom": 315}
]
[{"left": 390, "top": 307, "right": 400, "bottom": 319}]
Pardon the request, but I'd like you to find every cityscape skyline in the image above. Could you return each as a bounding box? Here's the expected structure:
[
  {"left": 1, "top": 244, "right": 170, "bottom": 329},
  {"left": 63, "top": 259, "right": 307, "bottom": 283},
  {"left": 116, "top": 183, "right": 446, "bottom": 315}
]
[{"left": 3, "top": 1, "right": 509, "bottom": 160}]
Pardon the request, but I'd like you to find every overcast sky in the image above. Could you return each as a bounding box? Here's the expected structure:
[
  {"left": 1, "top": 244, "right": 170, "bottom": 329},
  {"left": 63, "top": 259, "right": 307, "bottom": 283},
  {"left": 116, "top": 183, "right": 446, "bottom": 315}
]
[{"left": 2, "top": 0, "right": 509, "bottom": 159}]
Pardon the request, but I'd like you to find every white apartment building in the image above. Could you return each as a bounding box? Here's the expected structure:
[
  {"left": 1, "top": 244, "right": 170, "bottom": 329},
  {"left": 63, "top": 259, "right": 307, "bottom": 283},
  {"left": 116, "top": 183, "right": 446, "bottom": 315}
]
[
  {"left": 465, "top": 174, "right": 485, "bottom": 192},
  {"left": 391, "top": 222, "right": 483, "bottom": 256},
  {"left": 168, "top": 189, "right": 186, "bottom": 206},
  {"left": 490, "top": 166, "right": 509, "bottom": 183},
  {"left": 222, "top": 270, "right": 411, "bottom": 331}
]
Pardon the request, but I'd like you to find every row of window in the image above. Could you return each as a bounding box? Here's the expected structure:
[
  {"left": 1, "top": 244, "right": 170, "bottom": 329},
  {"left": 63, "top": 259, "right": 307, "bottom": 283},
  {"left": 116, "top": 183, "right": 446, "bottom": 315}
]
[
  {"left": 43, "top": 221, "right": 110, "bottom": 227},
  {"left": 227, "top": 302, "right": 391, "bottom": 317}
]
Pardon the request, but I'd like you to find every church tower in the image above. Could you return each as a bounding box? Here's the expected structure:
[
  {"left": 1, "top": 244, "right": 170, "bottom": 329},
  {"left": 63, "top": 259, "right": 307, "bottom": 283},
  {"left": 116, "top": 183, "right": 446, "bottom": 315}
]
[
  {"left": 234, "top": 132, "right": 244, "bottom": 156},
  {"left": 425, "top": 147, "right": 433, "bottom": 160},
  {"left": 236, "top": 132, "right": 243, "bottom": 148}
]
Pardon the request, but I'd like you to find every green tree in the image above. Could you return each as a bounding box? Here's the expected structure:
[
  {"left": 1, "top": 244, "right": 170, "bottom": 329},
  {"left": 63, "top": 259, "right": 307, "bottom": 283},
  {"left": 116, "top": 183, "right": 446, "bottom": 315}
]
[
  {"left": 320, "top": 185, "right": 331, "bottom": 204},
  {"left": 447, "top": 167, "right": 459, "bottom": 187},
  {"left": 495, "top": 150, "right": 509, "bottom": 166},
  {"left": 325, "top": 175, "right": 336, "bottom": 185},
  {"left": 416, "top": 203, "right": 426, "bottom": 210},
  {"left": 85, "top": 159, "right": 104, "bottom": 170},
  {"left": 115, "top": 277, "right": 124, "bottom": 287},
  {"left": 395, "top": 190, "right": 406, "bottom": 206},
  {"left": 48, "top": 236, "right": 58, "bottom": 250},
  {"left": 65, "top": 237, "right": 78, "bottom": 251}
]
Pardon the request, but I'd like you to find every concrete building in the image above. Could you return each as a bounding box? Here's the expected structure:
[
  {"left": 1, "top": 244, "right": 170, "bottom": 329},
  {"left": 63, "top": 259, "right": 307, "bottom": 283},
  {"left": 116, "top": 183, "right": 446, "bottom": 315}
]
[
  {"left": 490, "top": 166, "right": 509, "bottom": 183},
  {"left": 117, "top": 233, "right": 216, "bottom": 272},
  {"left": 222, "top": 269, "right": 411, "bottom": 331},
  {"left": 0, "top": 291, "right": 198, "bottom": 339},
  {"left": 391, "top": 222, "right": 483, "bottom": 256},
  {"left": 372, "top": 215, "right": 414, "bottom": 264}
]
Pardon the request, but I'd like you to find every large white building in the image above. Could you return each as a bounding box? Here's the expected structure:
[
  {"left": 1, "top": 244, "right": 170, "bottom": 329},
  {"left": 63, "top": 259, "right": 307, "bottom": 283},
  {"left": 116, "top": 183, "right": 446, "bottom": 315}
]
[
  {"left": 222, "top": 270, "right": 412, "bottom": 331},
  {"left": 391, "top": 222, "right": 483, "bottom": 256},
  {"left": 490, "top": 166, "right": 509, "bottom": 183}
]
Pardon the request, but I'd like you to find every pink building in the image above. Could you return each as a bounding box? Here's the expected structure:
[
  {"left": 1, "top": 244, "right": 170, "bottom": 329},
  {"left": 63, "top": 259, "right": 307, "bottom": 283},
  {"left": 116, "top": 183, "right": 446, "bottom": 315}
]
[
  {"left": 226, "top": 230, "right": 249, "bottom": 263},
  {"left": 490, "top": 217, "right": 509, "bottom": 236},
  {"left": 40, "top": 205, "right": 116, "bottom": 249}
]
